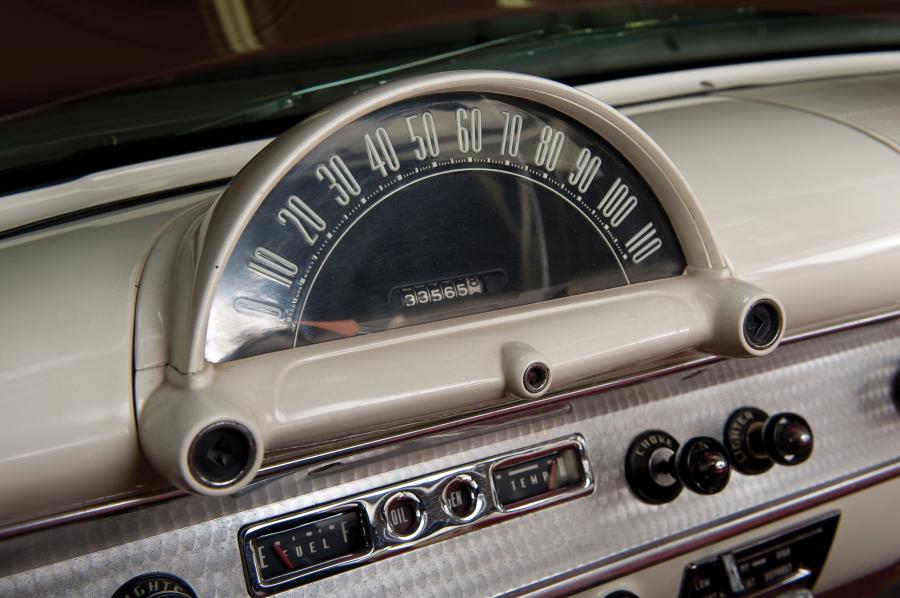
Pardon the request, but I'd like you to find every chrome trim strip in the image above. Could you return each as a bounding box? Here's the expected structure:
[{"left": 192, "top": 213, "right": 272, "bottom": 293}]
[
  {"left": 239, "top": 436, "right": 592, "bottom": 596},
  {"left": 0, "top": 489, "right": 184, "bottom": 540},
  {"left": 783, "top": 308, "right": 900, "bottom": 343},
  {"left": 516, "top": 458, "right": 900, "bottom": 597},
  {"left": 1, "top": 308, "right": 899, "bottom": 540}
]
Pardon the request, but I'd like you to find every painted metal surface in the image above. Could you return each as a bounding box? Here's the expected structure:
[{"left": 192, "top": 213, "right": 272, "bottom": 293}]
[
  {"left": 0, "top": 191, "right": 219, "bottom": 527},
  {"left": 628, "top": 90, "right": 900, "bottom": 333},
  {"left": 2, "top": 316, "right": 899, "bottom": 596},
  {"left": 0, "top": 64, "right": 899, "bottom": 528}
]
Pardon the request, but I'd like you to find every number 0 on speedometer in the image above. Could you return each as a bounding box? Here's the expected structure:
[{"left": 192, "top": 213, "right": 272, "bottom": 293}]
[{"left": 205, "top": 90, "right": 686, "bottom": 362}]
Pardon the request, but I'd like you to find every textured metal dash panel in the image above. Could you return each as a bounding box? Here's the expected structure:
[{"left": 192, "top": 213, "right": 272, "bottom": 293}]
[{"left": 2, "top": 318, "right": 899, "bottom": 597}]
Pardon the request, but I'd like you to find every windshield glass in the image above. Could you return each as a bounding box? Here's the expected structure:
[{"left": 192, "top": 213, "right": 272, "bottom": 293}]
[{"left": 2, "top": 1, "right": 899, "bottom": 193}]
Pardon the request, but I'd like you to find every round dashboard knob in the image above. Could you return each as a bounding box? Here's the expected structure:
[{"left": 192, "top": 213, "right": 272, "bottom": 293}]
[
  {"left": 112, "top": 573, "right": 196, "bottom": 598},
  {"left": 625, "top": 430, "right": 683, "bottom": 504},
  {"left": 763, "top": 412, "right": 814, "bottom": 465},
  {"left": 676, "top": 436, "right": 731, "bottom": 495},
  {"left": 724, "top": 407, "right": 774, "bottom": 475}
]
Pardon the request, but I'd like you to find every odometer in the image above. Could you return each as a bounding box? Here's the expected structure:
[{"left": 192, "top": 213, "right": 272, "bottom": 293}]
[{"left": 206, "top": 90, "right": 686, "bottom": 362}]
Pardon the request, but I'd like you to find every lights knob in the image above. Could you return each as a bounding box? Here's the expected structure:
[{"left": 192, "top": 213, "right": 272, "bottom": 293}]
[{"left": 676, "top": 436, "right": 732, "bottom": 495}]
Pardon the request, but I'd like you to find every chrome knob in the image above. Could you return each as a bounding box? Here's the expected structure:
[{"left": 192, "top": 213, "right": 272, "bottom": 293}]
[
  {"left": 676, "top": 436, "right": 731, "bottom": 495},
  {"left": 764, "top": 412, "right": 814, "bottom": 466},
  {"left": 725, "top": 408, "right": 814, "bottom": 474}
]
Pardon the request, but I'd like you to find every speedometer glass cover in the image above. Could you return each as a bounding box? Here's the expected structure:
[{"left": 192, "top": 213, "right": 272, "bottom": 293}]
[{"left": 206, "top": 92, "right": 686, "bottom": 363}]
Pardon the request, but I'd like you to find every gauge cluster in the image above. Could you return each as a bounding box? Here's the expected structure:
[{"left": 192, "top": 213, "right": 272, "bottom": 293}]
[
  {"left": 206, "top": 92, "right": 685, "bottom": 362},
  {"left": 2, "top": 60, "right": 900, "bottom": 598},
  {"left": 239, "top": 437, "right": 591, "bottom": 596},
  {"left": 137, "top": 71, "right": 784, "bottom": 498}
]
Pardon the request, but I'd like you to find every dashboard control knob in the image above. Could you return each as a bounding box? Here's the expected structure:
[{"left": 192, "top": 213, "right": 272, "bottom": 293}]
[
  {"left": 725, "top": 408, "right": 814, "bottom": 473},
  {"left": 763, "top": 412, "right": 814, "bottom": 465},
  {"left": 724, "top": 407, "right": 773, "bottom": 475},
  {"left": 112, "top": 573, "right": 197, "bottom": 598},
  {"left": 625, "top": 430, "right": 683, "bottom": 504},
  {"left": 676, "top": 437, "right": 731, "bottom": 495}
]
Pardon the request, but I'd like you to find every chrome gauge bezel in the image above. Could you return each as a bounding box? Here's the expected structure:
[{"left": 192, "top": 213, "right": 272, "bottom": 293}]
[
  {"left": 440, "top": 474, "right": 485, "bottom": 523},
  {"left": 238, "top": 435, "right": 593, "bottom": 596},
  {"left": 489, "top": 437, "right": 594, "bottom": 513}
]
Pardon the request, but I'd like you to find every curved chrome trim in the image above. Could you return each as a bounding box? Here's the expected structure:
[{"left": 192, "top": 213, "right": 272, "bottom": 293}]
[
  {"left": 381, "top": 491, "right": 427, "bottom": 542},
  {"left": 1, "top": 308, "right": 899, "bottom": 540},
  {"left": 440, "top": 474, "right": 484, "bottom": 523}
]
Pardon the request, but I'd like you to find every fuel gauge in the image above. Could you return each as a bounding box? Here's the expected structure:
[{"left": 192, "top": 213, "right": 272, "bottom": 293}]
[{"left": 249, "top": 508, "right": 370, "bottom": 583}]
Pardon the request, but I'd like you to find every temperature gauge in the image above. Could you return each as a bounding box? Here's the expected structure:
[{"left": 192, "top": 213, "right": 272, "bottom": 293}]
[{"left": 492, "top": 446, "right": 585, "bottom": 508}]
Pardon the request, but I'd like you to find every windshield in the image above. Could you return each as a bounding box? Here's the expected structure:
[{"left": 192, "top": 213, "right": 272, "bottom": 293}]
[{"left": 2, "top": 1, "right": 899, "bottom": 193}]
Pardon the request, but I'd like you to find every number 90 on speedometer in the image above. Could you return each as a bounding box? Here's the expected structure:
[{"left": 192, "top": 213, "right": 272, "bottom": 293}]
[{"left": 205, "top": 91, "right": 686, "bottom": 363}]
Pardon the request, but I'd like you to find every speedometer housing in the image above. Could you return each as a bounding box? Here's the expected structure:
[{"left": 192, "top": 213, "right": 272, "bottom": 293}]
[
  {"left": 138, "top": 71, "right": 783, "bottom": 496},
  {"left": 206, "top": 92, "right": 687, "bottom": 363}
]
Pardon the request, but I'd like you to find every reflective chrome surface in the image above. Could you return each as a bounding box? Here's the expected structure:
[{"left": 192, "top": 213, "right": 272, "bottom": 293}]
[{"left": 239, "top": 436, "right": 592, "bottom": 596}]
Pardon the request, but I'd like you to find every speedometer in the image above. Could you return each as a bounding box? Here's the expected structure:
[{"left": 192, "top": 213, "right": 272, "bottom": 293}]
[
  {"left": 207, "top": 92, "right": 685, "bottom": 362},
  {"left": 140, "top": 72, "right": 784, "bottom": 497}
]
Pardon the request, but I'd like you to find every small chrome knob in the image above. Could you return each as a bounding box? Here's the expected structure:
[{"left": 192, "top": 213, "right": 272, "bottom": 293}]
[
  {"left": 764, "top": 412, "right": 814, "bottom": 466},
  {"left": 725, "top": 408, "right": 814, "bottom": 473},
  {"left": 677, "top": 437, "right": 731, "bottom": 495}
]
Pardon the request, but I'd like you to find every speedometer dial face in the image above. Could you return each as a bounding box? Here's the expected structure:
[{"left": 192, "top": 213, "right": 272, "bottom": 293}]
[{"left": 206, "top": 92, "right": 686, "bottom": 363}]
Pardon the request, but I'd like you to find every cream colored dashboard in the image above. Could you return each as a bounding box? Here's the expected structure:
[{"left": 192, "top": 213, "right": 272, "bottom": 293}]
[{"left": 1, "top": 55, "right": 899, "bottom": 597}]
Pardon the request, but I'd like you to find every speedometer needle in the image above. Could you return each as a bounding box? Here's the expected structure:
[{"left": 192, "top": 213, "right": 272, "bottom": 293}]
[
  {"left": 273, "top": 541, "right": 295, "bottom": 570},
  {"left": 299, "top": 319, "right": 360, "bottom": 337}
]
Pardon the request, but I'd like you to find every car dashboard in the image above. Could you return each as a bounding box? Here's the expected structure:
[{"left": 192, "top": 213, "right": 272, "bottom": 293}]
[{"left": 1, "top": 52, "right": 899, "bottom": 598}]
